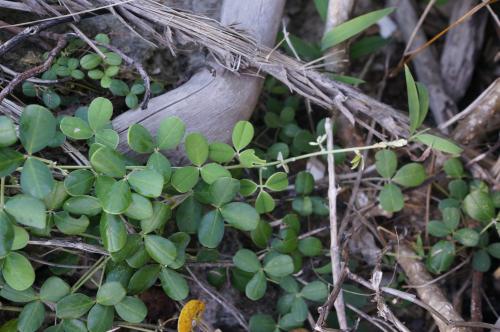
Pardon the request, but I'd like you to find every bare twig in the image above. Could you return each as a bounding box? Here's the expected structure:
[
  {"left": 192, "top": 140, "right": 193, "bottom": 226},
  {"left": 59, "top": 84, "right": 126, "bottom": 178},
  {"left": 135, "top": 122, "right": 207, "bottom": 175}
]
[
  {"left": 0, "top": 35, "right": 68, "bottom": 103},
  {"left": 0, "top": 64, "right": 68, "bottom": 84},
  {"left": 28, "top": 238, "right": 108, "bottom": 255},
  {"left": 0, "top": 16, "right": 72, "bottom": 57},
  {"left": 396, "top": 244, "right": 472, "bottom": 332},
  {"left": 471, "top": 271, "right": 483, "bottom": 332},
  {"left": 323, "top": 0, "right": 354, "bottom": 73},
  {"left": 316, "top": 266, "right": 348, "bottom": 331},
  {"left": 323, "top": 117, "right": 348, "bottom": 330},
  {"left": 186, "top": 267, "right": 248, "bottom": 331}
]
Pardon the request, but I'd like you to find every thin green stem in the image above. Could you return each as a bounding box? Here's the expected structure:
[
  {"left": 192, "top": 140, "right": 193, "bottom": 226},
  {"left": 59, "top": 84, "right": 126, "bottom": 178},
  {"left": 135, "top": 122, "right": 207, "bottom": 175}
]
[
  {"left": 17, "top": 138, "right": 407, "bottom": 176},
  {"left": 0, "top": 177, "right": 5, "bottom": 209},
  {"left": 226, "top": 138, "right": 407, "bottom": 169},
  {"left": 480, "top": 218, "right": 497, "bottom": 235},
  {"left": 71, "top": 256, "right": 109, "bottom": 293}
]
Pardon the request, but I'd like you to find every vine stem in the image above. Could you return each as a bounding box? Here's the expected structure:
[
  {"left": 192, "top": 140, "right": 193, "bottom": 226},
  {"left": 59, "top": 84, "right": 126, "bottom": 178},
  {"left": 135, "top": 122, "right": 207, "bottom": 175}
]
[
  {"left": 17, "top": 139, "right": 408, "bottom": 174},
  {"left": 227, "top": 138, "right": 408, "bottom": 169}
]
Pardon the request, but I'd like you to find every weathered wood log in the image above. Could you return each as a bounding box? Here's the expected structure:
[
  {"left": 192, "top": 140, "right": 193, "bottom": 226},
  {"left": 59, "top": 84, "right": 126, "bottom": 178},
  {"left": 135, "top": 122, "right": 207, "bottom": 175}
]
[
  {"left": 440, "top": 0, "right": 487, "bottom": 102},
  {"left": 396, "top": 244, "right": 472, "bottom": 332},
  {"left": 112, "top": 0, "right": 285, "bottom": 158},
  {"left": 452, "top": 78, "right": 500, "bottom": 144},
  {"left": 391, "top": 0, "right": 457, "bottom": 127}
]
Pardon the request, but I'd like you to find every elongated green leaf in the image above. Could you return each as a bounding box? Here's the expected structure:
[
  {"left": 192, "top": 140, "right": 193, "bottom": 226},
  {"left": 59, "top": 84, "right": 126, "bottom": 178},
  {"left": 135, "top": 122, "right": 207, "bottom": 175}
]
[
  {"left": 18, "top": 301, "right": 45, "bottom": 332},
  {"left": 378, "top": 183, "right": 404, "bottom": 212},
  {"left": 115, "top": 296, "right": 147, "bottom": 323},
  {"left": 175, "top": 195, "right": 202, "bottom": 234},
  {"left": 375, "top": 150, "right": 398, "bottom": 178},
  {"left": 0, "top": 285, "right": 37, "bottom": 303},
  {"left": 221, "top": 202, "right": 259, "bottom": 231},
  {"left": 100, "top": 213, "right": 127, "bottom": 252},
  {"left": 40, "top": 276, "right": 70, "bottom": 302},
  {"left": 405, "top": 65, "right": 420, "bottom": 134},
  {"left": 3, "top": 252, "right": 35, "bottom": 291},
  {"left": 255, "top": 191, "right": 275, "bottom": 214},
  {"left": 101, "top": 179, "right": 131, "bottom": 214},
  {"left": 90, "top": 146, "right": 126, "bottom": 178},
  {"left": 392, "top": 163, "right": 426, "bottom": 187},
  {"left": 127, "top": 264, "right": 160, "bottom": 295},
  {"left": 416, "top": 82, "right": 429, "bottom": 127},
  {"left": 157, "top": 116, "right": 185, "bottom": 150},
  {"left": 233, "top": 249, "right": 261, "bottom": 273},
  {"left": 200, "top": 163, "right": 231, "bottom": 184},
  {"left": 20, "top": 157, "right": 54, "bottom": 199},
  {"left": 185, "top": 133, "right": 209, "bottom": 166},
  {"left": 56, "top": 293, "right": 94, "bottom": 319},
  {"left": 94, "top": 129, "right": 119, "bottom": 149},
  {"left": 321, "top": 8, "right": 395, "bottom": 50},
  {"left": 19, "top": 104, "right": 57, "bottom": 154},
  {"left": 463, "top": 190, "right": 495, "bottom": 224},
  {"left": 0, "top": 148, "right": 24, "bottom": 177},
  {"left": 88, "top": 97, "right": 113, "bottom": 131},
  {"left": 87, "top": 304, "right": 114, "bottom": 332},
  {"left": 124, "top": 194, "right": 154, "bottom": 220},
  {"left": 5, "top": 195, "right": 46, "bottom": 229},
  {"left": 64, "top": 169, "right": 95, "bottom": 196},
  {"left": 426, "top": 240, "right": 455, "bottom": 274},
  {"left": 140, "top": 201, "right": 171, "bottom": 234},
  {"left": 0, "top": 211, "right": 14, "bottom": 257},
  {"left": 54, "top": 212, "right": 89, "bottom": 235},
  {"left": 128, "top": 124, "right": 154, "bottom": 153},
  {"left": 159, "top": 267, "right": 189, "bottom": 301},
  {"left": 209, "top": 177, "right": 240, "bottom": 207},
  {"left": 147, "top": 152, "right": 172, "bottom": 183},
  {"left": 63, "top": 195, "right": 102, "bottom": 216},
  {"left": 264, "top": 172, "right": 288, "bottom": 191},
  {"left": 144, "top": 235, "right": 177, "bottom": 266},
  {"left": 0, "top": 116, "right": 17, "bottom": 147},
  {"left": 414, "top": 134, "right": 463, "bottom": 155},
  {"left": 263, "top": 254, "right": 294, "bottom": 277},
  {"left": 96, "top": 281, "right": 126, "bottom": 306},
  {"left": 198, "top": 210, "right": 224, "bottom": 248},
  {"left": 171, "top": 166, "right": 199, "bottom": 193},
  {"left": 209, "top": 142, "right": 235, "bottom": 163},
  {"left": 60, "top": 117, "right": 93, "bottom": 140},
  {"left": 245, "top": 271, "right": 267, "bottom": 301},
  {"left": 232, "top": 121, "right": 254, "bottom": 151},
  {"left": 301, "top": 281, "right": 328, "bottom": 301},
  {"left": 127, "top": 169, "right": 163, "bottom": 198}
]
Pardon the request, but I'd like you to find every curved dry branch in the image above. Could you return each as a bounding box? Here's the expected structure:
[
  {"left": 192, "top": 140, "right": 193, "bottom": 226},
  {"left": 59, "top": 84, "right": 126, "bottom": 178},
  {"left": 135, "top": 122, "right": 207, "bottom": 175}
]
[{"left": 396, "top": 244, "right": 471, "bottom": 332}]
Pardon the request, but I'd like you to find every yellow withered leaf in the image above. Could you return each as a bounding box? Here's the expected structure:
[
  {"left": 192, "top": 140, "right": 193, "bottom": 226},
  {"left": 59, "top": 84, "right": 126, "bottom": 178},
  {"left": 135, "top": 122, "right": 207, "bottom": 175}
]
[{"left": 178, "top": 299, "right": 206, "bottom": 332}]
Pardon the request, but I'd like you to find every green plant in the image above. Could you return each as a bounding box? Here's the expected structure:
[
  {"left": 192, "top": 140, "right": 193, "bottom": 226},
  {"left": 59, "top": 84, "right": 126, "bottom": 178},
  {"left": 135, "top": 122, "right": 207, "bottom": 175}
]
[{"left": 21, "top": 33, "right": 164, "bottom": 111}]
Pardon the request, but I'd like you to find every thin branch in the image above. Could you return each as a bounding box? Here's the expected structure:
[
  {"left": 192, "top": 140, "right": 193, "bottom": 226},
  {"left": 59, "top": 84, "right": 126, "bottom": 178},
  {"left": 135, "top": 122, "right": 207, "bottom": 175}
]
[
  {"left": 186, "top": 267, "right": 249, "bottom": 331},
  {"left": 323, "top": 117, "right": 348, "bottom": 330},
  {"left": 0, "top": 35, "right": 68, "bottom": 103},
  {"left": 316, "top": 265, "right": 348, "bottom": 330},
  {"left": 28, "top": 238, "right": 108, "bottom": 255}
]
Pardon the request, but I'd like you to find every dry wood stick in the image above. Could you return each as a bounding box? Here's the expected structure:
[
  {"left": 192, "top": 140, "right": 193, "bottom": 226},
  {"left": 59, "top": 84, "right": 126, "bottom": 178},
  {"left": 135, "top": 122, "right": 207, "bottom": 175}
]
[
  {"left": 324, "top": 117, "right": 348, "bottom": 330},
  {"left": 0, "top": 35, "right": 68, "bottom": 103}
]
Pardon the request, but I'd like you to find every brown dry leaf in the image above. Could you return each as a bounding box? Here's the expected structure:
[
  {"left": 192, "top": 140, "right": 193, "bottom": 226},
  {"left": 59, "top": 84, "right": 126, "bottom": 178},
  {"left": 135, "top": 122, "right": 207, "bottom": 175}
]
[{"left": 178, "top": 299, "right": 206, "bottom": 332}]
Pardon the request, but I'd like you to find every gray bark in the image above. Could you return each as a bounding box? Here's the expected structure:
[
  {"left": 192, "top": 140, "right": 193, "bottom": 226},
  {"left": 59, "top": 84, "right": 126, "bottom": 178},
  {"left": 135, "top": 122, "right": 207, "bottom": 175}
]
[
  {"left": 112, "top": 0, "right": 285, "bottom": 157},
  {"left": 391, "top": 0, "right": 457, "bottom": 126},
  {"left": 440, "top": 0, "right": 487, "bottom": 102}
]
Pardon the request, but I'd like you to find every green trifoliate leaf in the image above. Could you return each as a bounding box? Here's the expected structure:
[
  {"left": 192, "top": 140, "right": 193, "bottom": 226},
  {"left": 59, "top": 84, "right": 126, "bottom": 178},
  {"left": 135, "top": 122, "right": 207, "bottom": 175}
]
[
  {"left": 87, "top": 304, "right": 114, "bottom": 332},
  {"left": 144, "top": 235, "right": 177, "bottom": 266},
  {"left": 96, "top": 281, "right": 126, "bottom": 306},
  {"left": 20, "top": 157, "right": 54, "bottom": 199},
  {"left": 63, "top": 195, "right": 102, "bottom": 216},
  {"left": 392, "top": 163, "right": 426, "bottom": 187},
  {"left": 264, "top": 254, "right": 294, "bottom": 277},
  {"left": 0, "top": 116, "right": 17, "bottom": 147},
  {"left": 255, "top": 191, "right": 275, "bottom": 213},
  {"left": 0, "top": 148, "right": 24, "bottom": 177},
  {"left": 115, "top": 296, "right": 148, "bottom": 323},
  {"left": 295, "top": 171, "right": 314, "bottom": 195},
  {"left": 64, "top": 169, "right": 95, "bottom": 196},
  {"left": 100, "top": 213, "right": 127, "bottom": 252},
  {"left": 140, "top": 201, "right": 171, "bottom": 234},
  {"left": 198, "top": 210, "right": 224, "bottom": 248},
  {"left": 90, "top": 146, "right": 126, "bottom": 178},
  {"left": 88, "top": 97, "right": 113, "bottom": 132},
  {"left": 209, "top": 177, "right": 240, "bottom": 207},
  {"left": 426, "top": 240, "right": 455, "bottom": 274},
  {"left": 60, "top": 117, "right": 93, "bottom": 140},
  {"left": 5, "top": 195, "right": 46, "bottom": 229},
  {"left": 171, "top": 166, "right": 199, "bottom": 193},
  {"left": 245, "top": 271, "right": 267, "bottom": 301},
  {"left": 101, "top": 179, "right": 131, "bottom": 214},
  {"left": 40, "top": 276, "right": 70, "bottom": 302},
  {"left": 56, "top": 293, "right": 94, "bottom": 319},
  {"left": 463, "top": 190, "right": 495, "bottom": 224},
  {"left": 375, "top": 150, "right": 398, "bottom": 178},
  {"left": 378, "top": 183, "right": 404, "bottom": 212},
  {"left": 221, "top": 202, "right": 259, "bottom": 231},
  {"left": 264, "top": 172, "right": 288, "bottom": 191},
  {"left": 127, "top": 124, "right": 154, "bottom": 153},
  {"left": 185, "top": 132, "right": 209, "bottom": 166},
  {"left": 17, "top": 300, "right": 45, "bottom": 332},
  {"left": 233, "top": 249, "right": 261, "bottom": 273},
  {"left": 200, "top": 163, "right": 231, "bottom": 184},
  {"left": 209, "top": 142, "right": 235, "bottom": 163},
  {"left": 54, "top": 211, "right": 89, "bottom": 235},
  {"left": 2, "top": 252, "right": 35, "bottom": 291},
  {"left": 127, "top": 169, "right": 164, "bottom": 198},
  {"left": 159, "top": 267, "right": 189, "bottom": 301}
]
